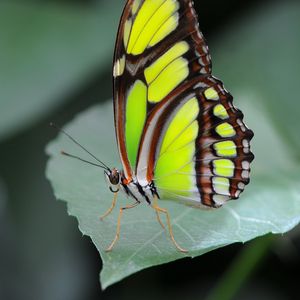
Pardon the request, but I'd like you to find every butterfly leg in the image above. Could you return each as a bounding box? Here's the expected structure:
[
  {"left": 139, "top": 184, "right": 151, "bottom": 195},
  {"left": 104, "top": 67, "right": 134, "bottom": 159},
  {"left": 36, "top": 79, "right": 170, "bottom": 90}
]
[
  {"left": 105, "top": 201, "right": 140, "bottom": 252},
  {"left": 100, "top": 192, "right": 118, "bottom": 220},
  {"left": 152, "top": 196, "right": 188, "bottom": 253},
  {"left": 155, "top": 210, "right": 165, "bottom": 229}
]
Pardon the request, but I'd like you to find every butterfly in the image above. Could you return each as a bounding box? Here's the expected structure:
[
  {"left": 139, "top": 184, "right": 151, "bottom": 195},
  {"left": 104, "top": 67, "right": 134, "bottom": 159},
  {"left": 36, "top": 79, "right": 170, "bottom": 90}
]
[{"left": 60, "top": 0, "right": 254, "bottom": 252}]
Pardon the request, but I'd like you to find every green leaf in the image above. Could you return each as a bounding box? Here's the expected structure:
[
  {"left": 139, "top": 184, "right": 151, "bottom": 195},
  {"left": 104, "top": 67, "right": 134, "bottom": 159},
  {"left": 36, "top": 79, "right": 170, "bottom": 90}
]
[
  {"left": 46, "top": 98, "right": 300, "bottom": 289},
  {"left": 0, "top": 1, "right": 123, "bottom": 140}
]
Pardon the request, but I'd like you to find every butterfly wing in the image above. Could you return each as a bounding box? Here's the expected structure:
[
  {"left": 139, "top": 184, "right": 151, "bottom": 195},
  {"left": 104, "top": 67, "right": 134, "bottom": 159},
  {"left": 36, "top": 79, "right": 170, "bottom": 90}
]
[
  {"left": 113, "top": 0, "right": 211, "bottom": 181},
  {"left": 138, "top": 76, "right": 254, "bottom": 208},
  {"left": 113, "top": 0, "right": 254, "bottom": 207}
]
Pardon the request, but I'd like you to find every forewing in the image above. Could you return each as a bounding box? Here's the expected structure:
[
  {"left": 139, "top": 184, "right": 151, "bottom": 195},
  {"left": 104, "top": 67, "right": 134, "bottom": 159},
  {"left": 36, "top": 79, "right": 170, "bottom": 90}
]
[{"left": 113, "top": 0, "right": 211, "bottom": 180}]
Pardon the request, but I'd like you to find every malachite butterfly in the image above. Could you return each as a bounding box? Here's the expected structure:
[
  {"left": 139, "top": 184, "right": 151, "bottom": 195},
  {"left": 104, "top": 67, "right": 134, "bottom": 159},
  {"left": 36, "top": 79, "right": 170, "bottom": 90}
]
[{"left": 62, "top": 0, "right": 254, "bottom": 252}]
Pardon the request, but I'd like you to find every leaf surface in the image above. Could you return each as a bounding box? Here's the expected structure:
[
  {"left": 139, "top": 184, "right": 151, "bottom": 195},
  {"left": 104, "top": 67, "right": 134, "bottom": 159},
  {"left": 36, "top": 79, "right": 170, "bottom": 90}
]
[{"left": 46, "top": 100, "right": 300, "bottom": 289}]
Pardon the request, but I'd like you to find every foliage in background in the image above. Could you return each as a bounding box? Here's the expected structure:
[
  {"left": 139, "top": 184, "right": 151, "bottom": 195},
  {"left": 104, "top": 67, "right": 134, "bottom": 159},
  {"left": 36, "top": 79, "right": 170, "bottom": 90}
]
[
  {"left": 0, "top": 1, "right": 122, "bottom": 299},
  {"left": 212, "top": 1, "right": 300, "bottom": 155},
  {"left": 0, "top": 0, "right": 122, "bottom": 140},
  {"left": 46, "top": 1, "right": 300, "bottom": 289}
]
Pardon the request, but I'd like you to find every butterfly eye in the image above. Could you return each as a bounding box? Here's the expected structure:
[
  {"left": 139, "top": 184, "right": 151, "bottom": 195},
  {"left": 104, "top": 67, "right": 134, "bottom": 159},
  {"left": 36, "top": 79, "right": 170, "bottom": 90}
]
[{"left": 109, "top": 169, "right": 121, "bottom": 185}]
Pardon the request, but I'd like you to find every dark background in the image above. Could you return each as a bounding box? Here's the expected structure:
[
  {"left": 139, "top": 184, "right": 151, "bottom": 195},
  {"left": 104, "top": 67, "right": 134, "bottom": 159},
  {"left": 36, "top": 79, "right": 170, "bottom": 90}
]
[{"left": 0, "top": 0, "right": 298, "bottom": 299}]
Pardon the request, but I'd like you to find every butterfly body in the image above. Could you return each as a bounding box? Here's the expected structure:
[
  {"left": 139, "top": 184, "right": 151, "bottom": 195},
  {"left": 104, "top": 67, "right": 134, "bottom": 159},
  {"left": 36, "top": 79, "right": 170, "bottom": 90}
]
[
  {"left": 105, "top": 168, "right": 159, "bottom": 204},
  {"left": 122, "top": 177, "right": 158, "bottom": 204}
]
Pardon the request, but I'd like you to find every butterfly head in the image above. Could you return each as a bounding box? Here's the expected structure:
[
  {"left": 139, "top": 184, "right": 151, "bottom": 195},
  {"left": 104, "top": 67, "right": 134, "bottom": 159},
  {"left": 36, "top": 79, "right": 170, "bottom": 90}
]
[{"left": 105, "top": 168, "right": 121, "bottom": 193}]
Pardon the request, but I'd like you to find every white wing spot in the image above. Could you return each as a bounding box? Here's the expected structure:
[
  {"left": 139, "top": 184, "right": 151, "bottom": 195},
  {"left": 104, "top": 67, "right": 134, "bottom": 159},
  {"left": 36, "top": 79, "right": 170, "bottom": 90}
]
[
  {"left": 242, "top": 139, "right": 249, "bottom": 147},
  {"left": 238, "top": 182, "right": 245, "bottom": 189},
  {"left": 242, "top": 161, "right": 250, "bottom": 170},
  {"left": 237, "top": 119, "right": 246, "bottom": 132},
  {"left": 113, "top": 55, "right": 126, "bottom": 77},
  {"left": 241, "top": 170, "right": 249, "bottom": 179},
  {"left": 235, "top": 190, "right": 241, "bottom": 198}
]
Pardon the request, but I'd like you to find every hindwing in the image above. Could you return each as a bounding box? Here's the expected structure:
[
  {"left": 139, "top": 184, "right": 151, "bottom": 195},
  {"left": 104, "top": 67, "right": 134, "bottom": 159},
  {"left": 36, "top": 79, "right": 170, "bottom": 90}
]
[{"left": 142, "top": 76, "right": 254, "bottom": 208}]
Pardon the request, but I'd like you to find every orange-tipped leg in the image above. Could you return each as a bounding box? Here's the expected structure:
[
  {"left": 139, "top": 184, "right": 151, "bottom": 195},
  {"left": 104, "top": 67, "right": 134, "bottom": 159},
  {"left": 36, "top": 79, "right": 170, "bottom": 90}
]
[
  {"left": 100, "top": 192, "right": 118, "bottom": 221},
  {"left": 105, "top": 202, "right": 139, "bottom": 252},
  {"left": 152, "top": 196, "right": 188, "bottom": 253}
]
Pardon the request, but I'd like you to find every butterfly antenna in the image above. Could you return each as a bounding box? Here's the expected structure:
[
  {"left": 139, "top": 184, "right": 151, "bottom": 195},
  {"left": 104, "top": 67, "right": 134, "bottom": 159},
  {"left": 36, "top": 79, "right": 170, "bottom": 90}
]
[
  {"left": 61, "top": 151, "right": 108, "bottom": 169},
  {"left": 50, "top": 122, "right": 111, "bottom": 171}
]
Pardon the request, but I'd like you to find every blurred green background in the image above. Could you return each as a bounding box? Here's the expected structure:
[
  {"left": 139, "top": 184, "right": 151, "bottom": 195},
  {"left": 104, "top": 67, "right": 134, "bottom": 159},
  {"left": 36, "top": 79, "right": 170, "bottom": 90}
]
[{"left": 1, "top": 0, "right": 299, "bottom": 299}]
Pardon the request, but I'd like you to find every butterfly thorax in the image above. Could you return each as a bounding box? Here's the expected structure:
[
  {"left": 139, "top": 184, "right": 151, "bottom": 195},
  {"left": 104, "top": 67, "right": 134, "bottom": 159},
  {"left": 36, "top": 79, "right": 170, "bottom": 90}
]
[
  {"left": 105, "top": 168, "right": 159, "bottom": 204},
  {"left": 120, "top": 174, "right": 159, "bottom": 205}
]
